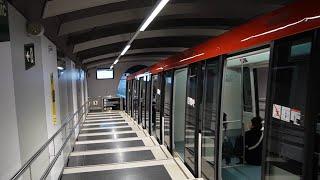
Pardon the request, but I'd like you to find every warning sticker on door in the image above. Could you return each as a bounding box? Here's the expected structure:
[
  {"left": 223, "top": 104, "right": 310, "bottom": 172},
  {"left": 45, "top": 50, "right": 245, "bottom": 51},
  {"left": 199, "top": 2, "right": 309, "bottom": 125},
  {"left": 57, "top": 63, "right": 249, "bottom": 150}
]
[
  {"left": 272, "top": 104, "right": 281, "bottom": 120},
  {"left": 281, "top": 106, "right": 291, "bottom": 122},
  {"left": 290, "top": 109, "right": 301, "bottom": 126}
]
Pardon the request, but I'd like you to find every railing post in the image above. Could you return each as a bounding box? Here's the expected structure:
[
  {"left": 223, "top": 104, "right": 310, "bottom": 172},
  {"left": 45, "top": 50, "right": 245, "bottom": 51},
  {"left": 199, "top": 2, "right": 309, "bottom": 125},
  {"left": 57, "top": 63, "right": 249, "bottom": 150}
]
[
  {"left": 52, "top": 138, "right": 56, "bottom": 157},
  {"left": 9, "top": 101, "right": 89, "bottom": 180}
]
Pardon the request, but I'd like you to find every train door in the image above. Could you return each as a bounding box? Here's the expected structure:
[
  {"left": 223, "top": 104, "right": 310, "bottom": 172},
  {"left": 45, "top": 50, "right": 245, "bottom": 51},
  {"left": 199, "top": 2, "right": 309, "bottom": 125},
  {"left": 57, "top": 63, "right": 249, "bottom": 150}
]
[
  {"left": 151, "top": 74, "right": 162, "bottom": 142},
  {"left": 263, "top": 30, "right": 320, "bottom": 180},
  {"left": 185, "top": 57, "right": 223, "bottom": 178},
  {"left": 200, "top": 58, "right": 224, "bottom": 180},
  {"left": 219, "top": 47, "right": 270, "bottom": 180},
  {"left": 162, "top": 70, "right": 174, "bottom": 152},
  {"left": 184, "top": 62, "right": 202, "bottom": 176}
]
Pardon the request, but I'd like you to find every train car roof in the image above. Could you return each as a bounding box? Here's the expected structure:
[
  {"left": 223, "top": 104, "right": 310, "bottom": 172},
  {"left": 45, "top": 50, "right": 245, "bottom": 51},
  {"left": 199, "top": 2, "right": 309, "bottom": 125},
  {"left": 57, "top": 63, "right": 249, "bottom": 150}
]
[{"left": 128, "top": 0, "right": 320, "bottom": 80}]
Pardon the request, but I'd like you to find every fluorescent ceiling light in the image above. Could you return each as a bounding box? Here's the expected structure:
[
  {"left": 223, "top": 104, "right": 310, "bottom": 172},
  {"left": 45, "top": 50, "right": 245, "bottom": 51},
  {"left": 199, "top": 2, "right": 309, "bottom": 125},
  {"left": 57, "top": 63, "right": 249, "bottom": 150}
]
[
  {"left": 114, "top": 59, "right": 119, "bottom": 64},
  {"left": 110, "top": 65, "right": 114, "bottom": 69},
  {"left": 139, "top": 0, "right": 170, "bottom": 31},
  {"left": 120, "top": 45, "right": 131, "bottom": 56},
  {"left": 57, "top": 66, "right": 64, "bottom": 70}
]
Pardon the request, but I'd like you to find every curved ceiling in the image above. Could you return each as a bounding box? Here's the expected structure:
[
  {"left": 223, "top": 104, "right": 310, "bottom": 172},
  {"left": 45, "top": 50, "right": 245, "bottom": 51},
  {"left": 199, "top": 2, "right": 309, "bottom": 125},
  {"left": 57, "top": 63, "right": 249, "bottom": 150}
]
[{"left": 9, "top": 0, "right": 294, "bottom": 69}]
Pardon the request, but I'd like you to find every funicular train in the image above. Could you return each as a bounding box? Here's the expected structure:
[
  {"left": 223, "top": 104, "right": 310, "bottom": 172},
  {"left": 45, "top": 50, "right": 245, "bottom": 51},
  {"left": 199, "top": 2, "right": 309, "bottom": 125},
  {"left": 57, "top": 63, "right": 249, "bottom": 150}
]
[{"left": 125, "top": 1, "right": 320, "bottom": 179}]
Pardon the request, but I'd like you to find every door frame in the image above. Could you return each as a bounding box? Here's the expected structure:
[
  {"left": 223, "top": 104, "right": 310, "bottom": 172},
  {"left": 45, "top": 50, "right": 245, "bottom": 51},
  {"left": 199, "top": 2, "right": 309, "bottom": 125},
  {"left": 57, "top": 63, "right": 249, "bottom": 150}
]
[
  {"left": 161, "top": 70, "right": 175, "bottom": 153},
  {"left": 184, "top": 62, "right": 203, "bottom": 177},
  {"left": 218, "top": 45, "right": 271, "bottom": 180}
]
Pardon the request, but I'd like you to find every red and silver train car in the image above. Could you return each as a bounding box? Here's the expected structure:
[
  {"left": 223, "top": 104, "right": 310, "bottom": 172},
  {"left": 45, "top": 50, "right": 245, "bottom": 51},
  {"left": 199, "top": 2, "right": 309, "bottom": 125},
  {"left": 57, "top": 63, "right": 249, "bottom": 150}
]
[{"left": 126, "top": 1, "right": 320, "bottom": 179}]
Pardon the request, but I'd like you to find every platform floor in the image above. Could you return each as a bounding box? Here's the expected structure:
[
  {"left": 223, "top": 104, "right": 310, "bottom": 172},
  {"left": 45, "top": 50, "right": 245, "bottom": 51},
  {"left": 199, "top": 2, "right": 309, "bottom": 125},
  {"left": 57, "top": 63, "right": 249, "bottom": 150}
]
[{"left": 61, "top": 111, "right": 198, "bottom": 180}]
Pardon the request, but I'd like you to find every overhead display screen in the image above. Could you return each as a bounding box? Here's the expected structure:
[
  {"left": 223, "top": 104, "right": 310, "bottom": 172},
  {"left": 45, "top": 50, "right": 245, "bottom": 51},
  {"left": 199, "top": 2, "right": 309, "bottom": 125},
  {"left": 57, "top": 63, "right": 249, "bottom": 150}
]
[{"left": 96, "top": 69, "right": 114, "bottom": 79}]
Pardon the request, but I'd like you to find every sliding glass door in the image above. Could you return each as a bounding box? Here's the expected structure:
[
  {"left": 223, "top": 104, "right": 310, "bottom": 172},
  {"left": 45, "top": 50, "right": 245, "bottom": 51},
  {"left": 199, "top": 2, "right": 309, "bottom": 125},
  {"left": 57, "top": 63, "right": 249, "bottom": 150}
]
[
  {"left": 163, "top": 70, "right": 174, "bottom": 151},
  {"left": 152, "top": 74, "right": 162, "bottom": 142},
  {"left": 263, "top": 30, "right": 320, "bottom": 180},
  {"left": 184, "top": 57, "right": 223, "bottom": 178},
  {"left": 200, "top": 59, "right": 223, "bottom": 180},
  {"left": 185, "top": 62, "right": 201, "bottom": 175}
]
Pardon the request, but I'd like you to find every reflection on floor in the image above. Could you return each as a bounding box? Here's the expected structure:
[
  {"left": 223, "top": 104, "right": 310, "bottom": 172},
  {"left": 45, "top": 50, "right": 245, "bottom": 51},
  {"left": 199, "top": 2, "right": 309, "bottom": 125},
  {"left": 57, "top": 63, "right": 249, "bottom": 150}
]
[
  {"left": 61, "top": 111, "right": 198, "bottom": 180},
  {"left": 222, "top": 165, "right": 261, "bottom": 180},
  {"left": 175, "top": 141, "right": 185, "bottom": 160}
]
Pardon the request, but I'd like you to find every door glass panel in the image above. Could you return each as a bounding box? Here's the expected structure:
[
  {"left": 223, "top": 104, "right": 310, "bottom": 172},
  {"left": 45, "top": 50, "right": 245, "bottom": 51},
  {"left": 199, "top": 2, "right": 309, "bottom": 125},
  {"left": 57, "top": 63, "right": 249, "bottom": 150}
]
[
  {"left": 146, "top": 75, "right": 151, "bottom": 133},
  {"left": 163, "top": 71, "right": 173, "bottom": 151},
  {"left": 139, "top": 77, "right": 146, "bottom": 126},
  {"left": 134, "top": 80, "right": 139, "bottom": 120},
  {"left": 264, "top": 34, "right": 312, "bottom": 180},
  {"left": 126, "top": 81, "right": 131, "bottom": 114},
  {"left": 201, "top": 59, "right": 222, "bottom": 180},
  {"left": 185, "top": 63, "right": 200, "bottom": 174},
  {"left": 173, "top": 68, "right": 188, "bottom": 160},
  {"left": 152, "top": 75, "right": 161, "bottom": 141},
  {"left": 130, "top": 80, "right": 134, "bottom": 117}
]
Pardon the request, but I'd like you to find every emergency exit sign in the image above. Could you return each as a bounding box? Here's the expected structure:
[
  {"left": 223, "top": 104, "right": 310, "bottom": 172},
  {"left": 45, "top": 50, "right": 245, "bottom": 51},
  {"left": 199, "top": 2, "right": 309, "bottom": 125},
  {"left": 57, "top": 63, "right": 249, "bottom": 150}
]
[{"left": 24, "top": 43, "right": 35, "bottom": 70}]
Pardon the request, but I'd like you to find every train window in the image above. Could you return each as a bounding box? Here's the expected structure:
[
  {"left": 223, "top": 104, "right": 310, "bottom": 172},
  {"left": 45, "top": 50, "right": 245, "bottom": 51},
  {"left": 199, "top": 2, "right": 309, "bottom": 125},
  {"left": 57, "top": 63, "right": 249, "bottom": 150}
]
[
  {"left": 243, "top": 67, "right": 253, "bottom": 112},
  {"left": 290, "top": 41, "right": 312, "bottom": 60}
]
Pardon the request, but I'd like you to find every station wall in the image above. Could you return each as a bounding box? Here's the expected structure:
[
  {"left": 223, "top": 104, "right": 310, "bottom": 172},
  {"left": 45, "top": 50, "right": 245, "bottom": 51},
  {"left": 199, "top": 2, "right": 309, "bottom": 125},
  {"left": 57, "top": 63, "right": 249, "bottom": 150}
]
[
  {"left": 8, "top": 5, "right": 50, "bottom": 179},
  {"left": 87, "top": 61, "right": 155, "bottom": 98},
  {"left": 0, "top": 41, "right": 21, "bottom": 180}
]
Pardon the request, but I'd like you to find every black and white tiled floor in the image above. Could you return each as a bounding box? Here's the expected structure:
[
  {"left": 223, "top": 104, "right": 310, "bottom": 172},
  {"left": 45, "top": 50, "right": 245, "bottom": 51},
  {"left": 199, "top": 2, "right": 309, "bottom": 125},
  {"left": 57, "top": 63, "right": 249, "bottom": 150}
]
[{"left": 61, "top": 111, "right": 200, "bottom": 180}]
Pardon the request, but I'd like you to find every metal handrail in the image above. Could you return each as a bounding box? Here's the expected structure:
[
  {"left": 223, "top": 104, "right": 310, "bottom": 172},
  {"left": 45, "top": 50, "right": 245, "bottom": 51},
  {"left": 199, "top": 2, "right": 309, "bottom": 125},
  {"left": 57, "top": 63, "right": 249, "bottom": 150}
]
[
  {"left": 10, "top": 101, "right": 89, "bottom": 180},
  {"left": 41, "top": 109, "right": 87, "bottom": 180}
]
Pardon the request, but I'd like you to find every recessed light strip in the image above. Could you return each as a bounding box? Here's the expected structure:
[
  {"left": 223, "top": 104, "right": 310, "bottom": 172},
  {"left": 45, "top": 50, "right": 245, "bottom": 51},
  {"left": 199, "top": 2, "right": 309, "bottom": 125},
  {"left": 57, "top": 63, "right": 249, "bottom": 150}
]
[
  {"left": 110, "top": 0, "right": 170, "bottom": 68},
  {"left": 179, "top": 53, "right": 205, "bottom": 62},
  {"left": 139, "top": 0, "right": 170, "bottom": 32},
  {"left": 120, "top": 45, "right": 131, "bottom": 56}
]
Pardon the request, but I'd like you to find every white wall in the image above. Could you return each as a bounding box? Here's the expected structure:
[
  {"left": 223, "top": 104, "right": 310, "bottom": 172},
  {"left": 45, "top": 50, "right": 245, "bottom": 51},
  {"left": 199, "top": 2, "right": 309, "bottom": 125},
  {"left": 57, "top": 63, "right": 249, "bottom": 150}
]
[
  {"left": 87, "top": 62, "right": 155, "bottom": 98},
  {"left": 40, "top": 36, "right": 64, "bottom": 180},
  {"left": 0, "top": 41, "right": 21, "bottom": 180},
  {"left": 71, "top": 62, "right": 78, "bottom": 115},
  {"left": 41, "top": 36, "right": 61, "bottom": 137},
  {"left": 58, "top": 61, "right": 71, "bottom": 122},
  {"left": 8, "top": 6, "right": 50, "bottom": 179}
]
